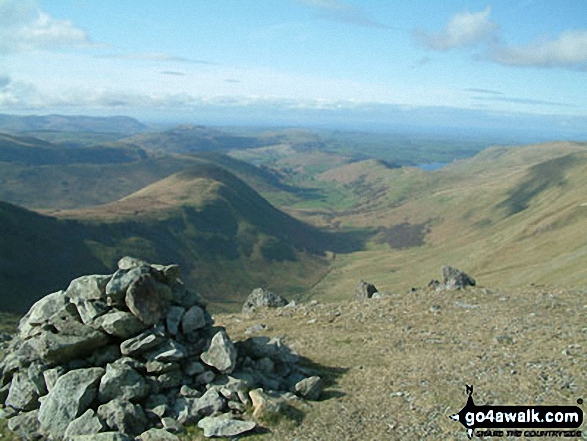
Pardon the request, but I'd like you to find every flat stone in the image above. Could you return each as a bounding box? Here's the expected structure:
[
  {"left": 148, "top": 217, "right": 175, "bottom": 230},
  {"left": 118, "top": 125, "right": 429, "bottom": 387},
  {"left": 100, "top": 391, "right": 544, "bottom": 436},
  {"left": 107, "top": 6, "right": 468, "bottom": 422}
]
[
  {"left": 64, "top": 409, "right": 105, "bottom": 439},
  {"left": 193, "top": 389, "right": 226, "bottom": 417},
  {"left": 117, "top": 256, "right": 149, "bottom": 270},
  {"left": 125, "top": 274, "right": 172, "bottom": 326},
  {"left": 99, "top": 363, "right": 150, "bottom": 403},
  {"left": 138, "top": 428, "right": 180, "bottom": 441},
  {"left": 161, "top": 417, "right": 184, "bottom": 433},
  {"left": 249, "top": 388, "right": 283, "bottom": 420},
  {"left": 70, "top": 432, "right": 134, "bottom": 441},
  {"left": 197, "top": 416, "right": 256, "bottom": 438},
  {"left": 144, "top": 339, "right": 188, "bottom": 362},
  {"left": 200, "top": 331, "right": 236, "bottom": 374},
  {"left": 120, "top": 328, "right": 166, "bottom": 357},
  {"left": 38, "top": 367, "right": 105, "bottom": 439},
  {"left": 92, "top": 310, "right": 147, "bottom": 339},
  {"left": 75, "top": 299, "right": 109, "bottom": 325},
  {"left": 66, "top": 275, "right": 111, "bottom": 301},
  {"left": 18, "top": 290, "right": 68, "bottom": 335},
  {"left": 145, "top": 360, "right": 179, "bottom": 374}
]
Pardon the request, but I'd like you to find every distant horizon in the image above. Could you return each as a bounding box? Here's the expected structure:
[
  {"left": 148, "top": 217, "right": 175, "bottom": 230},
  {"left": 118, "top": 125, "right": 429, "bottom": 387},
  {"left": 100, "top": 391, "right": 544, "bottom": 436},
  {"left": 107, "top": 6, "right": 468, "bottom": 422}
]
[{"left": 1, "top": 1, "right": 586, "bottom": 144}]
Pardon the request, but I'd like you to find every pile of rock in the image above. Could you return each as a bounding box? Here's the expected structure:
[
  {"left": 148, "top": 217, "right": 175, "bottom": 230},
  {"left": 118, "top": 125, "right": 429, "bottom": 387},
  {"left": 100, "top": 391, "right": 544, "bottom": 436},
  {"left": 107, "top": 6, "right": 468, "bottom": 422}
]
[
  {"left": 0, "top": 257, "right": 323, "bottom": 440},
  {"left": 242, "top": 288, "right": 289, "bottom": 315},
  {"left": 428, "top": 265, "right": 476, "bottom": 291},
  {"left": 354, "top": 280, "right": 379, "bottom": 300}
]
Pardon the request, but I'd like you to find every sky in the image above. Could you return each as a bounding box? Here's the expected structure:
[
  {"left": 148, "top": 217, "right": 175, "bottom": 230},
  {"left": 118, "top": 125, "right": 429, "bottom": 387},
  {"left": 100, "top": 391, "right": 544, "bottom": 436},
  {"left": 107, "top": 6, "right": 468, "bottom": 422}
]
[{"left": 1, "top": 0, "right": 587, "bottom": 139}]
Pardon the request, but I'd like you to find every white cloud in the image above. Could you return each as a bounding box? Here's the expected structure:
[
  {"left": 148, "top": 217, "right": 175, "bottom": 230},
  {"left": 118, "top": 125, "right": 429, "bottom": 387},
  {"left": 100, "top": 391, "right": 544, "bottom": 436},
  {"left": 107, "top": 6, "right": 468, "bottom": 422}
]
[
  {"left": 98, "top": 53, "right": 215, "bottom": 64},
  {"left": 0, "top": 0, "right": 90, "bottom": 54},
  {"left": 491, "top": 30, "right": 587, "bottom": 68},
  {"left": 415, "top": 6, "right": 497, "bottom": 50}
]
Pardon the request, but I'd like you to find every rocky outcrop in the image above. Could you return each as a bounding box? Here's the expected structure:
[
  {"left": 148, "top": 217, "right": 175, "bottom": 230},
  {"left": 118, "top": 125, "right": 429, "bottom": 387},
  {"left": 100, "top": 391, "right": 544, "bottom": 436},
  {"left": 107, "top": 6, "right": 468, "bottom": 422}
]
[
  {"left": 0, "top": 257, "right": 323, "bottom": 440},
  {"left": 242, "top": 288, "right": 289, "bottom": 315},
  {"left": 355, "top": 280, "right": 378, "bottom": 299}
]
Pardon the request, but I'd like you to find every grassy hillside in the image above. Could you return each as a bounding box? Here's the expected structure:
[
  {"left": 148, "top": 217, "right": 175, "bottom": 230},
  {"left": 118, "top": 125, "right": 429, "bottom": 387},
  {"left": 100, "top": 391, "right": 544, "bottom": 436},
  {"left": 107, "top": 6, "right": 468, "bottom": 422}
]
[
  {"left": 0, "top": 113, "right": 146, "bottom": 133},
  {"left": 49, "top": 163, "right": 367, "bottom": 311},
  {"left": 300, "top": 141, "right": 587, "bottom": 300}
]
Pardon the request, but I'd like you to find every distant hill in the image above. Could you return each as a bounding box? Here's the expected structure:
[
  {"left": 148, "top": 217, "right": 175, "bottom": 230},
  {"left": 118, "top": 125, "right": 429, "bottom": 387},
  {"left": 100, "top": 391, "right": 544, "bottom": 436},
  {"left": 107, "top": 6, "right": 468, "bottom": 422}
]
[
  {"left": 0, "top": 162, "right": 366, "bottom": 313},
  {"left": 0, "top": 132, "right": 147, "bottom": 166},
  {"left": 0, "top": 114, "right": 147, "bottom": 133}
]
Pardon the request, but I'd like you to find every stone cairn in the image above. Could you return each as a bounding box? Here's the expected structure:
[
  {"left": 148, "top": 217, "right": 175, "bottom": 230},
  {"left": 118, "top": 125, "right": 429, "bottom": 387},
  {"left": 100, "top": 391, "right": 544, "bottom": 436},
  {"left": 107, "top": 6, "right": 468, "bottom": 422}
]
[
  {"left": 0, "top": 257, "right": 323, "bottom": 440},
  {"left": 428, "top": 265, "right": 476, "bottom": 291}
]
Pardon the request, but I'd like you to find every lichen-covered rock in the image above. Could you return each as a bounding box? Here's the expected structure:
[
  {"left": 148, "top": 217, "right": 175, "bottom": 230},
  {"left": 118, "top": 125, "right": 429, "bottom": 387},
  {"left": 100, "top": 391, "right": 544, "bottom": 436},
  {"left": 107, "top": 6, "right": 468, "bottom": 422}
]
[
  {"left": 64, "top": 409, "right": 106, "bottom": 439},
  {"left": 181, "top": 305, "right": 207, "bottom": 335},
  {"left": 138, "top": 428, "right": 180, "bottom": 441},
  {"left": 97, "top": 399, "right": 148, "bottom": 436},
  {"left": 197, "top": 416, "right": 256, "bottom": 438},
  {"left": 38, "top": 367, "right": 105, "bottom": 439},
  {"left": 201, "top": 331, "right": 237, "bottom": 374},
  {"left": 125, "top": 274, "right": 172, "bottom": 325},
  {"left": 98, "top": 363, "right": 150, "bottom": 403},
  {"left": 92, "top": 311, "right": 147, "bottom": 339},
  {"left": 242, "top": 288, "right": 288, "bottom": 315},
  {"left": 442, "top": 265, "right": 476, "bottom": 289},
  {"left": 7, "top": 409, "right": 40, "bottom": 440},
  {"left": 294, "top": 376, "right": 323, "bottom": 400}
]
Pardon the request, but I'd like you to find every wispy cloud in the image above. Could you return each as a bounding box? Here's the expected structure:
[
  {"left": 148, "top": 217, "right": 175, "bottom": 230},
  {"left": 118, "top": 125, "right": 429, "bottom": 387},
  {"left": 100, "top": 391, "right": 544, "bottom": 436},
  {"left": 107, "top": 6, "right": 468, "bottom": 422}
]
[
  {"left": 0, "top": 0, "right": 91, "bottom": 54},
  {"left": 414, "top": 6, "right": 498, "bottom": 50},
  {"left": 0, "top": 75, "right": 11, "bottom": 89},
  {"left": 98, "top": 52, "right": 216, "bottom": 64},
  {"left": 491, "top": 30, "right": 587, "bottom": 69},
  {"left": 465, "top": 88, "right": 503, "bottom": 95},
  {"left": 298, "top": 0, "right": 392, "bottom": 29},
  {"left": 161, "top": 71, "right": 186, "bottom": 76},
  {"left": 472, "top": 95, "right": 577, "bottom": 108}
]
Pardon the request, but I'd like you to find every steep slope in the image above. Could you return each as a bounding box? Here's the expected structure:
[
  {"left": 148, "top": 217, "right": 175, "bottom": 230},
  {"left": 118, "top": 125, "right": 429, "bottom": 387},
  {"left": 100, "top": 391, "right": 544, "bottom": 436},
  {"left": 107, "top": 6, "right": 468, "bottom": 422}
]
[
  {"left": 0, "top": 201, "right": 108, "bottom": 313},
  {"left": 306, "top": 141, "right": 587, "bottom": 299},
  {"left": 53, "top": 163, "right": 366, "bottom": 311}
]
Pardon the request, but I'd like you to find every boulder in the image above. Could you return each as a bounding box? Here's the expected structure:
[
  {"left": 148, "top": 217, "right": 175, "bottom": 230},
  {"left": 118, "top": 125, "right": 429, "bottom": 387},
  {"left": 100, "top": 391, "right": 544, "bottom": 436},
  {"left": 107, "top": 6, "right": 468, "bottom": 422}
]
[
  {"left": 97, "top": 399, "right": 148, "bottom": 436},
  {"left": 181, "top": 305, "right": 207, "bottom": 335},
  {"left": 98, "top": 363, "right": 150, "bottom": 403},
  {"left": 64, "top": 409, "right": 106, "bottom": 439},
  {"left": 294, "top": 376, "right": 323, "bottom": 400},
  {"left": 249, "top": 388, "right": 284, "bottom": 420},
  {"left": 5, "top": 371, "right": 41, "bottom": 411},
  {"left": 138, "top": 428, "right": 180, "bottom": 441},
  {"left": 105, "top": 266, "right": 151, "bottom": 307},
  {"left": 242, "top": 288, "right": 288, "bottom": 314},
  {"left": 38, "top": 367, "right": 105, "bottom": 439},
  {"left": 201, "top": 331, "right": 237, "bottom": 374},
  {"left": 166, "top": 306, "right": 185, "bottom": 336},
  {"left": 193, "top": 389, "right": 226, "bottom": 417},
  {"left": 125, "top": 274, "right": 172, "bottom": 325},
  {"left": 442, "top": 265, "right": 476, "bottom": 289},
  {"left": 355, "top": 280, "right": 378, "bottom": 299},
  {"left": 92, "top": 311, "right": 147, "bottom": 339},
  {"left": 7, "top": 409, "right": 41, "bottom": 440},
  {"left": 197, "top": 416, "right": 256, "bottom": 438}
]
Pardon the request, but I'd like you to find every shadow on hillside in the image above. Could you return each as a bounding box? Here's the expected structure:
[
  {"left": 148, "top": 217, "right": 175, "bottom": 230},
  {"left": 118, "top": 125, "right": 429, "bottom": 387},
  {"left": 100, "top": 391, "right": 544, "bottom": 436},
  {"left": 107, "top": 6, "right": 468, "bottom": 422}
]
[{"left": 297, "top": 355, "right": 349, "bottom": 401}]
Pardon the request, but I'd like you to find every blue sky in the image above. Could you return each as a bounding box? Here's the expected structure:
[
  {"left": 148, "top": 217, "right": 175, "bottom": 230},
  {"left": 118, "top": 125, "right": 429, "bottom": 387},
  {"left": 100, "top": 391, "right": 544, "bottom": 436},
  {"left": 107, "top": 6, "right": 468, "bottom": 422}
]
[{"left": 1, "top": 0, "right": 586, "bottom": 138}]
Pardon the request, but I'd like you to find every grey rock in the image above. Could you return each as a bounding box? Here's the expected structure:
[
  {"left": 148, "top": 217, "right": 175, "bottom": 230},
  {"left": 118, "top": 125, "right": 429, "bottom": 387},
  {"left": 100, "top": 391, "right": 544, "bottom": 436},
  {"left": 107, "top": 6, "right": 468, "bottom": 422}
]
[
  {"left": 66, "top": 275, "right": 111, "bottom": 301},
  {"left": 197, "top": 416, "right": 256, "bottom": 438},
  {"left": 125, "top": 274, "right": 172, "bottom": 326},
  {"left": 18, "top": 290, "right": 68, "bottom": 336},
  {"left": 99, "top": 363, "right": 150, "bottom": 403},
  {"left": 117, "top": 256, "right": 149, "bottom": 270},
  {"left": 442, "top": 265, "right": 476, "bottom": 289},
  {"left": 75, "top": 300, "right": 109, "bottom": 325},
  {"left": 182, "top": 359, "right": 205, "bottom": 376},
  {"left": 181, "top": 305, "right": 206, "bottom": 335},
  {"left": 166, "top": 306, "right": 185, "bottom": 336},
  {"left": 161, "top": 417, "right": 184, "bottom": 433},
  {"left": 201, "top": 331, "right": 236, "bottom": 374},
  {"left": 92, "top": 311, "right": 147, "bottom": 339},
  {"left": 294, "top": 376, "right": 323, "bottom": 400},
  {"left": 97, "top": 399, "right": 147, "bottom": 436},
  {"left": 145, "top": 360, "right": 179, "bottom": 374},
  {"left": 28, "top": 322, "right": 110, "bottom": 364},
  {"left": 169, "top": 397, "right": 194, "bottom": 424},
  {"left": 195, "top": 370, "right": 216, "bottom": 385},
  {"left": 64, "top": 409, "right": 105, "bottom": 439},
  {"left": 180, "top": 385, "right": 201, "bottom": 398},
  {"left": 193, "top": 389, "right": 226, "bottom": 417},
  {"left": 155, "top": 369, "right": 183, "bottom": 391},
  {"left": 245, "top": 323, "right": 267, "bottom": 334},
  {"left": 138, "top": 428, "right": 180, "bottom": 441},
  {"left": 43, "top": 366, "right": 65, "bottom": 393},
  {"left": 236, "top": 336, "right": 299, "bottom": 364},
  {"left": 242, "top": 288, "right": 288, "bottom": 315},
  {"left": 151, "top": 264, "right": 181, "bottom": 284},
  {"left": 355, "top": 280, "right": 378, "bottom": 299},
  {"left": 120, "top": 328, "right": 166, "bottom": 357},
  {"left": 5, "top": 371, "right": 40, "bottom": 411},
  {"left": 71, "top": 432, "right": 134, "bottom": 441},
  {"left": 171, "top": 281, "right": 204, "bottom": 309},
  {"left": 113, "top": 357, "right": 145, "bottom": 371},
  {"left": 7, "top": 409, "right": 40, "bottom": 440},
  {"left": 144, "top": 339, "right": 187, "bottom": 362},
  {"left": 86, "top": 345, "right": 121, "bottom": 367},
  {"left": 105, "top": 266, "right": 151, "bottom": 307},
  {"left": 38, "top": 367, "right": 105, "bottom": 439}
]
